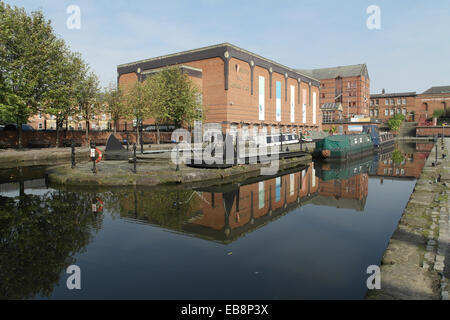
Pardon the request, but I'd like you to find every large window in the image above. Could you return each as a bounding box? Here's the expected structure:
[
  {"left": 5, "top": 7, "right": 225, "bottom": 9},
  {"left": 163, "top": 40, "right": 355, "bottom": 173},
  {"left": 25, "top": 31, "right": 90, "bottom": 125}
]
[
  {"left": 323, "top": 111, "right": 333, "bottom": 123},
  {"left": 385, "top": 99, "right": 389, "bottom": 105},
  {"left": 402, "top": 98, "right": 406, "bottom": 104}
]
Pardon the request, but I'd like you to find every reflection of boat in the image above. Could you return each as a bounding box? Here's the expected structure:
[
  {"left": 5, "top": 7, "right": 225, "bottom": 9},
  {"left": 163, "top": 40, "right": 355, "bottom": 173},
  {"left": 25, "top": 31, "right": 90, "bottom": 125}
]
[
  {"left": 315, "top": 156, "right": 374, "bottom": 181},
  {"left": 314, "top": 156, "right": 373, "bottom": 212},
  {"left": 313, "top": 134, "right": 374, "bottom": 161}
]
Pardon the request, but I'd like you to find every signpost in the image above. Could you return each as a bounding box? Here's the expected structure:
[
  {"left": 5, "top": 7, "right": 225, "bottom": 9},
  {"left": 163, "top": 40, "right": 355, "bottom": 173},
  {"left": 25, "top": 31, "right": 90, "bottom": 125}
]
[{"left": 90, "top": 142, "right": 97, "bottom": 174}]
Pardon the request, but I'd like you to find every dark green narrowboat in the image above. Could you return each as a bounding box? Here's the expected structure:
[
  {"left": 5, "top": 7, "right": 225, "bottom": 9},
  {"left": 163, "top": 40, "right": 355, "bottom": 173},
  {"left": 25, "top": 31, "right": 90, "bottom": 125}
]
[{"left": 313, "top": 134, "right": 374, "bottom": 161}]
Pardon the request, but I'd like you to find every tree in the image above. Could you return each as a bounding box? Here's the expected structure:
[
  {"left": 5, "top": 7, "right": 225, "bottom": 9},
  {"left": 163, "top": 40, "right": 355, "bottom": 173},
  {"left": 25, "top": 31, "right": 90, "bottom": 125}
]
[
  {"left": 103, "top": 83, "right": 125, "bottom": 134},
  {"left": 124, "top": 80, "right": 152, "bottom": 146},
  {"left": 146, "top": 67, "right": 203, "bottom": 143},
  {"left": 0, "top": 3, "right": 68, "bottom": 148},
  {"left": 42, "top": 52, "right": 84, "bottom": 147},
  {"left": 387, "top": 114, "right": 405, "bottom": 132},
  {"left": 75, "top": 64, "right": 100, "bottom": 145}
]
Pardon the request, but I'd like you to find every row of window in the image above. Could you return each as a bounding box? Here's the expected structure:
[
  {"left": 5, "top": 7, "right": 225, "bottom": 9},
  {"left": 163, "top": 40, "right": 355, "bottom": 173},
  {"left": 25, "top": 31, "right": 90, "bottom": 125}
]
[
  {"left": 36, "top": 122, "right": 108, "bottom": 130},
  {"left": 371, "top": 98, "right": 407, "bottom": 106},
  {"left": 37, "top": 112, "right": 108, "bottom": 121},
  {"left": 369, "top": 108, "right": 408, "bottom": 117}
]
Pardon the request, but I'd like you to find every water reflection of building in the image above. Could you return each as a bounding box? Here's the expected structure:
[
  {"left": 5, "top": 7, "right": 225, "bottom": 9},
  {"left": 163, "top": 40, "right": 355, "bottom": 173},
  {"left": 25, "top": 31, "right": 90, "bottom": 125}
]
[
  {"left": 186, "top": 164, "right": 319, "bottom": 243},
  {"left": 313, "top": 158, "right": 371, "bottom": 211},
  {"left": 374, "top": 144, "right": 430, "bottom": 179},
  {"left": 117, "top": 164, "right": 319, "bottom": 243}
]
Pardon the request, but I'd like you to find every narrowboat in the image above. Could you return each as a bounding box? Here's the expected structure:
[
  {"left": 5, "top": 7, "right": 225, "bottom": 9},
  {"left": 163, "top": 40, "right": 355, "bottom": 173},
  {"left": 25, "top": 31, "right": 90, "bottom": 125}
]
[
  {"left": 313, "top": 134, "right": 374, "bottom": 161},
  {"left": 362, "top": 124, "right": 395, "bottom": 149}
]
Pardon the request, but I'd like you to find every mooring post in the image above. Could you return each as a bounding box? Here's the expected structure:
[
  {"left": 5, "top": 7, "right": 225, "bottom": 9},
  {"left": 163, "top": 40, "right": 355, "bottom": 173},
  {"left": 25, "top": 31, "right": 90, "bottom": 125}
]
[
  {"left": 280, "top": 132, "right": 283, "bottom": 152},
  {"left": 436, "top": 139, "right": 438, "bottom": 165},
  {"left": 176, "top": 143, "right": 180, "bottom": 171},
  {"left": 133, "top": 143, "right": 137, "bottom": 173},
  {"left": 90, "top": 141, "right": 97, "bottom": 174},
  {"left": 236, "top": 134, "right": 239, "bottom": 163},
  {"left": 140, "top": 121, "right": 144, "bottom": 154},
  {"left": 300, "top": 132, "right": 303, "bottom": 152},
  {"left": 71, "top": 142, "right": 75, "bottom": 169}
]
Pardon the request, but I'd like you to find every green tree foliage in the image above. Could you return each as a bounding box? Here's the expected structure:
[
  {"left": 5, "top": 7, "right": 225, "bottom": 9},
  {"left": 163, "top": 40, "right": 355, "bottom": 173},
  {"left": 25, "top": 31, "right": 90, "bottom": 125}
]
[
  {"left": 103, "top": 83, "right": 125, "bottom": 134},
  {"left": 0, "top": 2, "right": 99, "bottom": 147},
  {"left": 42, "top": 52, "right": 85, "bottom": 147},
  {"left": 74, "top": 65, "right": 100, "bottom": 144},
  {"left": 387, "top": 114, "right": 405, "bottom": 132},
  {"left": 124, "top": 80, "right": 152, "bottom": 146},
  {"left": 147, "top": 67, "right": 203, "bottom": 129}
]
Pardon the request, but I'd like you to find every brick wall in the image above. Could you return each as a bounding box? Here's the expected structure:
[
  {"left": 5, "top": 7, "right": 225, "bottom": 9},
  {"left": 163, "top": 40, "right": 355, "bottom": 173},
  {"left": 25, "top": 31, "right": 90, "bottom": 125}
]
[
  {"left": 416, "top": 126, "right": 450, "bottom": 137},
  {"left": 0, "top": 131, "right": 173, "bottom": 149}
]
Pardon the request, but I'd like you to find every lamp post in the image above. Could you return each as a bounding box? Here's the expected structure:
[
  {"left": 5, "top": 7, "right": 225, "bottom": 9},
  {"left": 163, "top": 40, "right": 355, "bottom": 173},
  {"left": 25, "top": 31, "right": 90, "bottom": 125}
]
[
  {"left": 133, "top": 143, "right": 137, "bottom": 173},
  {"left": 71, "top": 142, "right": 76, "bottom": 169}
]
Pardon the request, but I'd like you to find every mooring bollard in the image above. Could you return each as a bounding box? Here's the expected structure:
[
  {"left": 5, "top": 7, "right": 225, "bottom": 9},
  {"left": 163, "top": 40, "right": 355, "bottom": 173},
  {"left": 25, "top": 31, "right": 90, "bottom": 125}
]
[
  {"left": 71, "top": 142, "right": 76, "bottom": 169},
  {"left": 133, "top": 143, "right": 137, "bottom": 173},
  {"left": 90, "top": 142, "right": 97, "bottom": 174}
]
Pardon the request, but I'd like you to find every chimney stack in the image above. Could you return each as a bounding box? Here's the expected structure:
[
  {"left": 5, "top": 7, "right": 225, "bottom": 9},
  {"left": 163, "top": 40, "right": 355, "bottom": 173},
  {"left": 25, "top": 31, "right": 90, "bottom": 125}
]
[{"left": 382, "top": 88, "right": 386, "bottom": 95}]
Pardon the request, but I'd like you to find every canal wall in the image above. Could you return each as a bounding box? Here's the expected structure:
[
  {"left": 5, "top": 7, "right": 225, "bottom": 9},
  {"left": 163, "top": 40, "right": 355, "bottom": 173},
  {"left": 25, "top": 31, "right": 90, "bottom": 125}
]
[
  {"left": 46, "top": 153, "right": 313, "bottom": 188},
  {"left": 0, "top": 143, "right": 182, "bottom": 169},
  {"left": 367, "top": 138, "right": 450, "bottom": 300}
]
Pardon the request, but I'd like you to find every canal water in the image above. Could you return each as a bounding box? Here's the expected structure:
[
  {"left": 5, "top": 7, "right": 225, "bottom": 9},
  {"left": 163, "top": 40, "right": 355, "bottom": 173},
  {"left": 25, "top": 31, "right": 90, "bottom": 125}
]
[{"left": 0, "top": 142, "right": 433, "bottom": 300}]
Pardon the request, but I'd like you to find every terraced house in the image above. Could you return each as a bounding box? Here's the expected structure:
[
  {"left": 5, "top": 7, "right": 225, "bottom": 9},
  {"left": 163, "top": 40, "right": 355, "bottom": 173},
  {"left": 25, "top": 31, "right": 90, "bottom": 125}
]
[{"left": 117, "top": 43, "right": 322, "bottom": 138}]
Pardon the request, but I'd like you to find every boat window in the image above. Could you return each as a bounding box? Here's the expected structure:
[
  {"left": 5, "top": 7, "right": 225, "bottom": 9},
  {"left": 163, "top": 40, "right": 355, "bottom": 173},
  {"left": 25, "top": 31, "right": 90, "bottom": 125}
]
[
  {"left": 354, "top": 138, "right": 358, "bottom": 144},
  {"left": 267, "top": 137, "right": 272, "bottom": 143},
  {"left": 360, "top": 138, "right": 363, "bottom": 143}
]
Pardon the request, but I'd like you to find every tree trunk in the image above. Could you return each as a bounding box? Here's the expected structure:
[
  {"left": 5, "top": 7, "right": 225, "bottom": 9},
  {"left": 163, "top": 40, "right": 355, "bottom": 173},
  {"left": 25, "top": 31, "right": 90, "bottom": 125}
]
[
  {"left": 56, "top": 123, "right": 60, "bottom": 148},
  {"left": 156, "top": 124, "right": 160, "bottom": 145},
  {"left": 114, "top": 119, "right": 117, "bottom": 134},
  {"left": 85, "top": 119, "right": 89, "bottom": 146}
]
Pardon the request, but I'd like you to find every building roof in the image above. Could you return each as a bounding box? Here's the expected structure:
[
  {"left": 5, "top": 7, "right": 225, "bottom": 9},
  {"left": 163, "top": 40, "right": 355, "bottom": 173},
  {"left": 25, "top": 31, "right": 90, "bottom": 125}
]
[
  {"left": 370, "top": 91, "right": 417, "bottom": 98},
  {"left": 321, "top": 103, "right": 343, "bottom": 111},
  {"left": 295, "top": 64, "right": 369, "bottom": 80},
  {"left": 422, "top": 86, "right": 450, "bottom": 95},
  {"left": 117, "top": 43, "right": 320, "bottom": 85}
]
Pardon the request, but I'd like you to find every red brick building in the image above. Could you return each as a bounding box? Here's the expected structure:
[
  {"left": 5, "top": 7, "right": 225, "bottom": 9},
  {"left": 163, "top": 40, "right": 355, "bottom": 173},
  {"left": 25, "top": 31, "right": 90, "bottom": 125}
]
[
  {"left": 117, "top": 43, "right": 322, "bottom": 137},
  {"left": 369, "top": 90, "right": 417, "bottom": 122},
  {"left": 418, "top": 86, "right": 450, "bottom": 121},
  {"left": 370, "top": 86, "right": 450, "bottom": 123},
  {"left": 296, "top": 64, "right": 371, "bottom": 122}
]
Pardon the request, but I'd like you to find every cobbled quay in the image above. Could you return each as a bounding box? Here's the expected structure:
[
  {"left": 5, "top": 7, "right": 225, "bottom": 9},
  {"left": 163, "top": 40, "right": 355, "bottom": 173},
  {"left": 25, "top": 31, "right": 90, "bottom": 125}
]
[{"left": 367, "top": 138, "right": 450, "bottom": 300}]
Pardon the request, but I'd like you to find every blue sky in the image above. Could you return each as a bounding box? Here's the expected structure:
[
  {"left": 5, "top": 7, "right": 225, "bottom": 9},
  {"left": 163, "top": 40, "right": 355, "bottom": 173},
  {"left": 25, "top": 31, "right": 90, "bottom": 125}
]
[{"left": 5, "top": 0, "right": 450, "bottom": 93}]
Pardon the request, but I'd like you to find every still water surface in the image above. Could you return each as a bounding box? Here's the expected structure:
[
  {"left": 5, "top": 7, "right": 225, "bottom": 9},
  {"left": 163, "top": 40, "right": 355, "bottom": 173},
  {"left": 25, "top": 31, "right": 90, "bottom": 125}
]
[{"left": 0, "top": 143, "right": 432, "bottom": 299}]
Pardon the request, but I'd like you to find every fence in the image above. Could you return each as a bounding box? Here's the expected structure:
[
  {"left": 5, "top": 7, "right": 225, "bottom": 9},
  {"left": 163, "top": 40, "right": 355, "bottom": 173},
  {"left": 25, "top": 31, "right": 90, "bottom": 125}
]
[{"left": 0, "top": 130, "right": 174, "bottom": 149}]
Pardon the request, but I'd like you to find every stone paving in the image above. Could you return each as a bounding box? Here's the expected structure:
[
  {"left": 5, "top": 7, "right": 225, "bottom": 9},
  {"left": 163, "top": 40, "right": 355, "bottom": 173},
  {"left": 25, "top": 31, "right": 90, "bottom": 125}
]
[{"left": 367, "top": 138, "right": 450, "bottom": 300}]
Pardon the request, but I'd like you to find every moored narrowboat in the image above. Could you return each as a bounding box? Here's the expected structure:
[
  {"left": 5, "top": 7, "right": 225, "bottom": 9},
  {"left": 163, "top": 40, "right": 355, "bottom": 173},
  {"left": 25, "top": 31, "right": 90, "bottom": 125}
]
[
  {"left": 363, "top": 124, "right": 395, "bottom": 149},
  {"left": 313, "top": 134, "right": 374, "bottom": 161}
]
